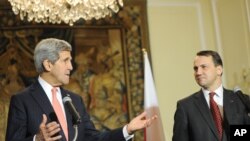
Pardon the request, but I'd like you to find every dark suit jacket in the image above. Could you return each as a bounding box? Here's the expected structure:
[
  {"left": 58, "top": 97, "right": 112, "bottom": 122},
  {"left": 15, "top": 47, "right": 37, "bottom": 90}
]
[
  {"left": 172, "top": 88, "right": 250, "bottom": 141},
  {"left": 6, "top": 80, "right": 126, "bottom": 141}
]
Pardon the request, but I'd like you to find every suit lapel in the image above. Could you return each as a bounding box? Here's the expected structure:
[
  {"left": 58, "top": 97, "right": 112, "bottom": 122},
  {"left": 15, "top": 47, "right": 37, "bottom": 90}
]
[
  {"left": 29, "top": 81, "right": 68, "bottom": 141},
  {"left": 223, "top": 89, "right": 235, "bottom": 126},
  {"left": 193, "top": 90, "right": 219, "bottom": 140},
  {"left": 30, "top": 81, "right": 55, "bottom": 119}
]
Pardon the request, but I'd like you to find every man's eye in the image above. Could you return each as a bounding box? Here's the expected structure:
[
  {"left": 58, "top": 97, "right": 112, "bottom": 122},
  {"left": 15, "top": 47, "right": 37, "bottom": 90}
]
[{"left": 202, "top": 66, "right": 207, "bottom": 69}]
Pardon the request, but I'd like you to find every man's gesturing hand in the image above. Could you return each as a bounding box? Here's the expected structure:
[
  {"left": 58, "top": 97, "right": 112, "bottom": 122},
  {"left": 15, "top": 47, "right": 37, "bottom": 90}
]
[
  {"left": 36, "top": 114, "right": 62, "bottom": 141},
  {"left": 126, "top": 111, "right": 158, "bottom": 134}
]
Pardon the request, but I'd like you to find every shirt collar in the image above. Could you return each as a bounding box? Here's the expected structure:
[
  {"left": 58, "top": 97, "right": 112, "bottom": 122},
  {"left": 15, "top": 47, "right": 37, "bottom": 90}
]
[
  {"left": 38, "top": 76, "right": 54, "bottom": 92},
  {"left": 202, "top": 84, "right": 223, "bottom": 98},
  {"left": 38, "top": 76, "right": 61, "bottom": 97}
]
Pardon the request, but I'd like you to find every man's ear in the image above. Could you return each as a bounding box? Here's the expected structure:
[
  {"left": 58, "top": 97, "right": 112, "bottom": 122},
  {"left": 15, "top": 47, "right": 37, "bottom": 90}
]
[
  {"left": 43, "top": 60, "right": 52, "bottom": 71},
  {"left": 216, "top": 65, "right": 223, "bottom": 76}
]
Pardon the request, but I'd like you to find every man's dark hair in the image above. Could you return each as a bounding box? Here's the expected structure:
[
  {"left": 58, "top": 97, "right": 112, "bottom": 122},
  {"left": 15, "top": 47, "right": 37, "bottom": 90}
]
[{"left": 196, "top": 50, "right": 223, "bottom": 67}]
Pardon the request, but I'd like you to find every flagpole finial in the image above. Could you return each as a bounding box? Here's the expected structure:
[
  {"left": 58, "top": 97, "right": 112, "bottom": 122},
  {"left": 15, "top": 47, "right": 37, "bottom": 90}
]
[{"left": 142, "top": 48, "right": 147, "bottom": 54}]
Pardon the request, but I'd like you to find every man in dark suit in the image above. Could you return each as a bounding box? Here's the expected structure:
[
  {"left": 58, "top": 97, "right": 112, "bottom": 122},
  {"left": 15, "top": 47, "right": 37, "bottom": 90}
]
[
  {"left": 6, "top": 38, "right": 157, "bottom": 141},
  {"left": 172, "top": 50, "right": 250, "bottom": 141}
]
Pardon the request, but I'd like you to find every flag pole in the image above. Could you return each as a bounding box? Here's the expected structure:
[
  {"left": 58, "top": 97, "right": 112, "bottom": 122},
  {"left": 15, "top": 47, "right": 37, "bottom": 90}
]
[{"left": 143, "top": 49, "right": 166, "bottom": 141}]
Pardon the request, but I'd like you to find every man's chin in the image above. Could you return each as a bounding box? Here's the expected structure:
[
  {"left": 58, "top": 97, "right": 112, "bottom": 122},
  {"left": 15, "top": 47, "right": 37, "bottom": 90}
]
[
  {"left": 197, "top": 82, "right": 207, "bottom": 88},
  {"left": 62, "top": 80, "right": 70, "bottom": 85}
]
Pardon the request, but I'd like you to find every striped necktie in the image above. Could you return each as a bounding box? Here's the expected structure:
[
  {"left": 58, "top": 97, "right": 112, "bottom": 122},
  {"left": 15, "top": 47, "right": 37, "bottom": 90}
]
[{"left": 209, "top": 92, "right": 223, "bottom": 141}]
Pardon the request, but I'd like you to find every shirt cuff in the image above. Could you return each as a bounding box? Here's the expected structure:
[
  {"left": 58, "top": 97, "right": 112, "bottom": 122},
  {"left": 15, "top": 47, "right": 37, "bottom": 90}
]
[
  {"left": 33, "top": 135, "right": 36, "bottom": 141},
  {"left": 123, "top": 125, "right": 134, "bottom": 140}
]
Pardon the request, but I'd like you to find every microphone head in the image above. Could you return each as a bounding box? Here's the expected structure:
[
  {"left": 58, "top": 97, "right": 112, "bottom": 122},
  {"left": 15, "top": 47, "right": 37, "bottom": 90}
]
[
  {"left": 234, "top": 86, "right": 241, "bottom": 93},
  {"left": 62, "top": 95, "right": 82, "bottom": 125},
  {"left": 63, "top": 96, "right": 72, "bottom": 103}
]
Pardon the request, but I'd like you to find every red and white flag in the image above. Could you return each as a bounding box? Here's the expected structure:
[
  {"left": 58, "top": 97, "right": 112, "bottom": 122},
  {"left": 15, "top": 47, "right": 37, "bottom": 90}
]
[{"left": 143, "top": 50, "right": 165, "bottom": 141}]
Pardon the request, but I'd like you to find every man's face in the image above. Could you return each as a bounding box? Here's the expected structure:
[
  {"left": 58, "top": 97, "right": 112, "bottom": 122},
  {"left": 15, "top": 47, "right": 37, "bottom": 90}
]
[
  {"left": 193, "top": 55, "right": 222, "bottom": 90},
  {"left": 48, "top": 51, "right": 73, "bottom": 86}
]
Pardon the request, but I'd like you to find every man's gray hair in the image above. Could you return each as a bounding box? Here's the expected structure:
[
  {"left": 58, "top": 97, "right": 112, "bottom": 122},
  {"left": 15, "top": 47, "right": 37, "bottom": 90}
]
[{"left": 34, "top": 38, "right": 72, "bottom": 73}]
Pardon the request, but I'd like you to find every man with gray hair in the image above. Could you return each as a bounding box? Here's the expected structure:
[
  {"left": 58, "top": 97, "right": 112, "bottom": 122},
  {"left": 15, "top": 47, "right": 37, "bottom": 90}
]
[{"left": 6, "top": 38, "right": 157, "bottom": 141}]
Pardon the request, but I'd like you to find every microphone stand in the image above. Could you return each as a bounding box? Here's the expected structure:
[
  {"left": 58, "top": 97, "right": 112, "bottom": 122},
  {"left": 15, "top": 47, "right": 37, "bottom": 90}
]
[
  {"left": 63, "top": 95, "right": 81, "bottom": 141},
  {"left": 237, "top": 92, "right": 250, "bottom": 118},
  {"left": 73, "top": 125, "right": 78, "bottom": 141},
  {"left": 72, "top": 116, "right": 81, "bottom": 141}
]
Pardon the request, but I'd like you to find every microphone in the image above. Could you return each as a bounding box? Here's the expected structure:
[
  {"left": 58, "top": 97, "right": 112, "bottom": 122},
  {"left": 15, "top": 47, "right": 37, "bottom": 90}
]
[
  {"left": 63, "top": 95, "right": 81, "bottom": 125},
  {"left": 234, "top": 86, "right": 250, "bottom": 117},
  {"left": 49, "top": 112, "right": 60, "bottom": 137},
  {"left": 49, "top": 112, "right": 58, "bottom": 122}
]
